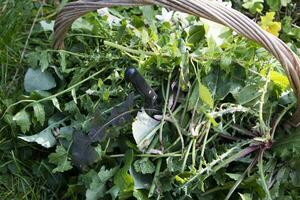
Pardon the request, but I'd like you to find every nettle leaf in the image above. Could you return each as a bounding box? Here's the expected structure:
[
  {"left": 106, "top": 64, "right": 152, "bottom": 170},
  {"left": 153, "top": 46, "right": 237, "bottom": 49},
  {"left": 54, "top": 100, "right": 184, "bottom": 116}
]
[
  {"left": 13, "top": 110, "right": 31, "bottom": 133},
  {"left": 49, "top": 145, "right": 73, "bottom": 173},
  {"left": 71, "top": 133, "right": 97, "bottom": 169},
  {"left": 32, "top": 103, "right": 45, "bottom": 126},
  {"left": 133, "top": 158, "right": 155, "bottom": 174},
  {"left": 18, "top": 129, "right": 56, "bottom": 148},
  {"left": 24, "top": 68, "right": 56, "bottom": 92},
  {"left": 132, "top": 108, "right": 160, "bottom": 151}
]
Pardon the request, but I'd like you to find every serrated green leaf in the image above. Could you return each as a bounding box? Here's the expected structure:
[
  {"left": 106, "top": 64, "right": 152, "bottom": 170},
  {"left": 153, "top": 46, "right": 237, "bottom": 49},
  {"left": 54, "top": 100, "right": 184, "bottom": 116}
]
[
  {"left": 199, "top": 83, "right": 214, "bottom": 109},
  {"left": 49, "top": 146, "right": 72, "bottom": 173},
  {"left": 32, "top": 103, "right": 45, "bottom": 125},
  {"left": 13, "top": 110, "right": 31, "bottom": 133}
]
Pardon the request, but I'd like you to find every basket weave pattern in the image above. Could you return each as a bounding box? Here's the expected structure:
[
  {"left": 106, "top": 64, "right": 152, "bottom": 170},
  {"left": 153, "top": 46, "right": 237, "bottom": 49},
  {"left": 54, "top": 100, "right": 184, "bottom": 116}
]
[{"left": 54, "top": 0, "right": 300, "bottom": 127}]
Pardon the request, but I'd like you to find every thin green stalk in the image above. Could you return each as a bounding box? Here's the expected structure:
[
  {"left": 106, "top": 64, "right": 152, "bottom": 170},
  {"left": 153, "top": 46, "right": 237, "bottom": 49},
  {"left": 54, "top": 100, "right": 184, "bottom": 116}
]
[
  {"left": 149, "top": 158, "right": 162, "bottom": 197},
  {"left": 259, "top": 68, "right": 271, "bottom": 135},
  {"left": 159, "top": 73, "right": 172, "bottom": 151},
  {"left": 181, "top": 139, "right": 193, "bottom": 172},
  {"left": 198, "top": 122, "right": 211, "bottom": 170},
  {"left": 258, "top": 150, "right": 272, "bottom": 200},
  {"left": 104, "top": 41, "right": 160, "bottom": 56}
]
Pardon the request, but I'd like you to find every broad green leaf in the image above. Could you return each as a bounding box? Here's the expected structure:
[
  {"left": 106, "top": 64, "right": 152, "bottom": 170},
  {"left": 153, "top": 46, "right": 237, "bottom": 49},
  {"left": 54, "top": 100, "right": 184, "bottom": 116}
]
[
  {"left": 13, "top": 110, "right": 31, "bottom": 133},
  {"left": 260, "top": 12, "right": 281, "bottom": 36},
  {"left": 199, "top": 83, "right": 214, "bottom": 109},
  {"left": 49, "top": 146, "right": 73, "bottom": 173},
  {"left": 24, "top": 68, "right": 56, "bottom": 92},
  {"left": 18, "top": 129, "right": 56, "bottom": 148},
  {"left": 235, "top": 85, "right": 261, "bottom": 105},
  {"left": 132, "top": 108, "right": 160, "bottom": 151},
  {"left": 32, "top": 103, "right": 45, "bottom": 126}
]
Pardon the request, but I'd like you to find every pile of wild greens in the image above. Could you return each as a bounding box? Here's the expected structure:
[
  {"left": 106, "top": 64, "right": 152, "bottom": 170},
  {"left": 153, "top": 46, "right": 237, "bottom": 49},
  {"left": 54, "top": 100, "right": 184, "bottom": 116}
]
[{"left": 1, "top": 0, "right": 300, "bottom": 199}]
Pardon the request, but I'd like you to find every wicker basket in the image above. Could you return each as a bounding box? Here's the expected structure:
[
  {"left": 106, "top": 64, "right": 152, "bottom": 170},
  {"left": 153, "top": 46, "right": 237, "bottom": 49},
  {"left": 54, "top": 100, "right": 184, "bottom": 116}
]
[{"left": 53, "top": 0, "right": 300, "bottom": 127}]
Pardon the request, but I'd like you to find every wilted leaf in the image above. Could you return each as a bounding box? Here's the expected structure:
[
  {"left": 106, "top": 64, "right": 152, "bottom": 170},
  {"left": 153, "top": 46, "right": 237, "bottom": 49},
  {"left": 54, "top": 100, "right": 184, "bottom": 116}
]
[
  {"left": 18, "top": 129, "right": 56, "bottom": 148},
  {"left": 132, "top": 108, "right": 160, "bottom": 151},
  {"left": 24, "top": 68, "right": 56, "bottom": 92},
  {"left": 32, "top": 103, "right": 45, "bottom": 126},
  {"left": 13, "top": 110, "right": 31, "bottom": 133},
  {"left": 49, "top": 146, "right": 73, "bottom": 173}
]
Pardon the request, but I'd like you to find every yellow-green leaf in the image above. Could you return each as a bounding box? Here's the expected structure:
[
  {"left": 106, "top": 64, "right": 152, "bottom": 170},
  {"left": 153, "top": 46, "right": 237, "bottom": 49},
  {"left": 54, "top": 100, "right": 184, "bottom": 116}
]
[
  {"left": 260, "top": 12, "right": 281, "bottom": 36},
  {"left": 199, "top": 83, "right": 214, "bottom": 109},
  {"left": 260, "top": 68, "right": 289, "bottom": 89}
]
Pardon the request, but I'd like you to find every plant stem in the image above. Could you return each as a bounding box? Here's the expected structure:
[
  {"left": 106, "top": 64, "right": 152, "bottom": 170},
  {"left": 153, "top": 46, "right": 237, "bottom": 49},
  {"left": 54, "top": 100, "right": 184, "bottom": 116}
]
[{"left": 149, "top": 158, "right": 162, "bottom": 197}]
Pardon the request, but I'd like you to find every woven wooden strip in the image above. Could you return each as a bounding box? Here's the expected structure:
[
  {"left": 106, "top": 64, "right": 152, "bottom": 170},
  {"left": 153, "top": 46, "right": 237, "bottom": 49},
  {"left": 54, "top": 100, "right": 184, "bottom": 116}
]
[{"left": 53, "top": 0, "right": 300, "bottom": 126}]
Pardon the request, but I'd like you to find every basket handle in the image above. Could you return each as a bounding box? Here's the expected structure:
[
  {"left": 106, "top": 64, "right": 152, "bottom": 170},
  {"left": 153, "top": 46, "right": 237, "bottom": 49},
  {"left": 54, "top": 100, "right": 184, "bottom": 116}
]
[{"left": 54, "top": 0, "right": 300, "bottom": 127}]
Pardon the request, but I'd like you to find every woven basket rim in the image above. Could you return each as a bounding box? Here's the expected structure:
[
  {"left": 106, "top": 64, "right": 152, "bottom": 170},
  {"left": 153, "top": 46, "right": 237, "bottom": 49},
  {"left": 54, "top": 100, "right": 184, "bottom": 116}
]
[{"left": 53, "top": 0, "right": 300, "bottom": 127}]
